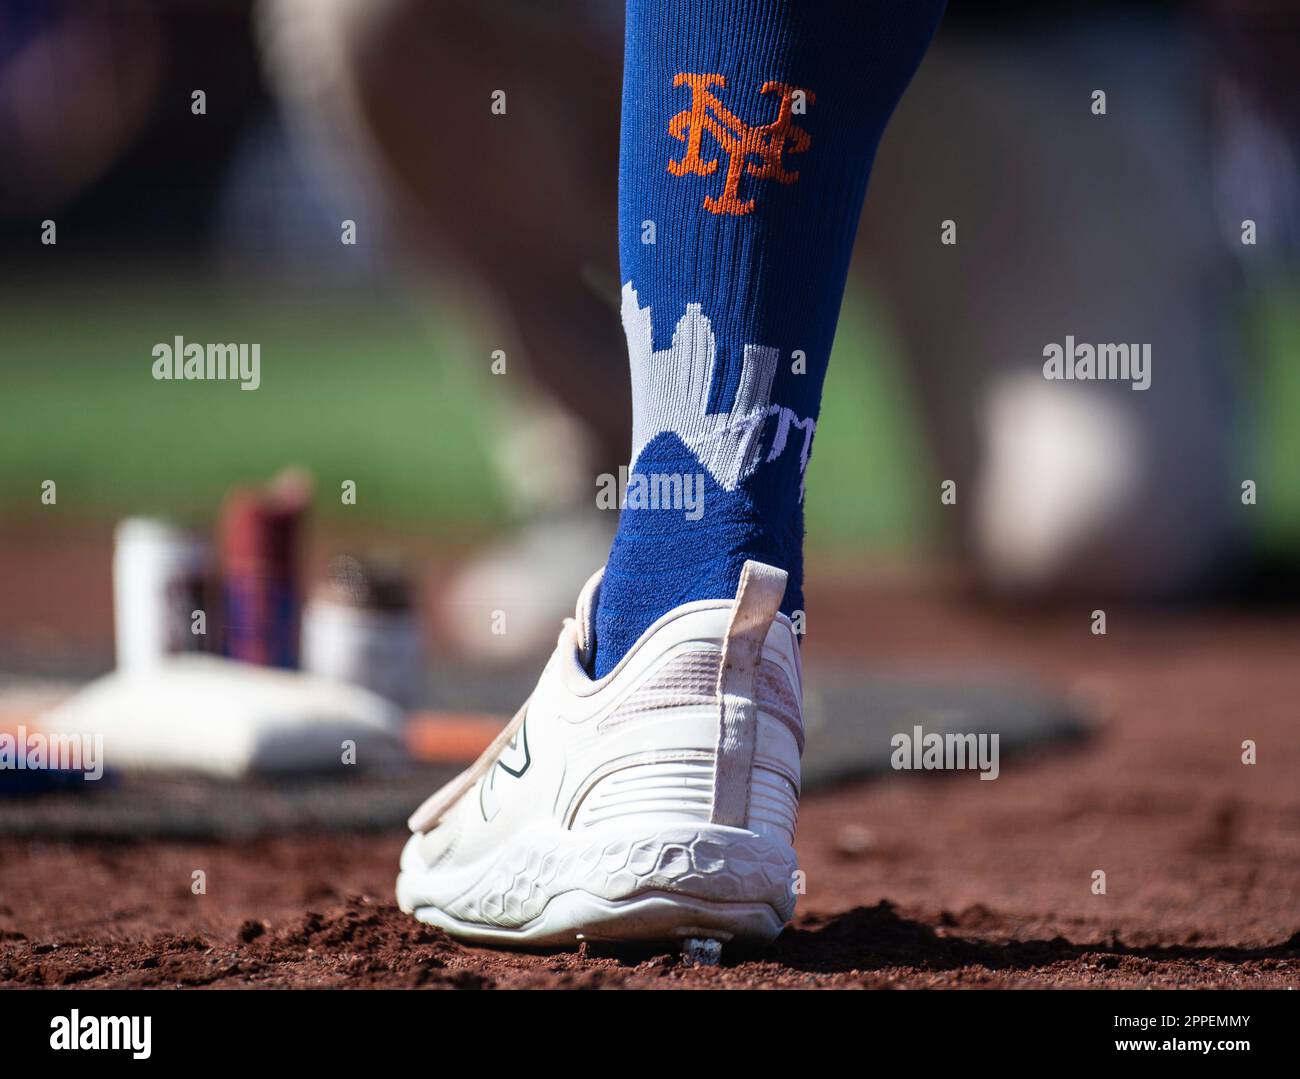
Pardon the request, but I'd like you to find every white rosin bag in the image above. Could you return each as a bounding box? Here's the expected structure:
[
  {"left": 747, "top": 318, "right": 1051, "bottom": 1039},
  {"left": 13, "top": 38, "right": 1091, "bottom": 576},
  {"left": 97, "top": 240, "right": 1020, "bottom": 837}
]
[{"left": 40, "top": 655, "right": 407, "bottom": 778}]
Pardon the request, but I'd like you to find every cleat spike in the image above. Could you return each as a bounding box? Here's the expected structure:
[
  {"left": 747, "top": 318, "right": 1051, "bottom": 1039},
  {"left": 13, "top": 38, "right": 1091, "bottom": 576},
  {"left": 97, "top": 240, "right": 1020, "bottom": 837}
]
[{"left": 681, "top": 937, "right": 722, "bottom": 967}]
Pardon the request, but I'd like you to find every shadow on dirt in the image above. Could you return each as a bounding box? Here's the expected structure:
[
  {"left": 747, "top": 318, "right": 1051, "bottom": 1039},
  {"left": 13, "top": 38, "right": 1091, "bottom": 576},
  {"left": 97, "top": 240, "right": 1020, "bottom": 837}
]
[{"left": 768, "top": 901, "right": 1300, "bottom": 974}]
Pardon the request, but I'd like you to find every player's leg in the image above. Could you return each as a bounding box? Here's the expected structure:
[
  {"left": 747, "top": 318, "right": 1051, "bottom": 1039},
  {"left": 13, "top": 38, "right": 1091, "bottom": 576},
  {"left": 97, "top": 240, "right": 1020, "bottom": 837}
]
[
  {"left": 591, "top": 0, "right": 946, "bottom": 676},
  {"left": 398, "top": 0, "right": 945, "bottom": 949}
]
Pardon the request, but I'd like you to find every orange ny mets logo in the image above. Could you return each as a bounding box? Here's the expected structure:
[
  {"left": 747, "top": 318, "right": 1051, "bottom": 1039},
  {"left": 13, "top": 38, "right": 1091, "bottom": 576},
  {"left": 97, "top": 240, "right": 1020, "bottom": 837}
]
[{"left": 667, "top": 73, "right": 814, "bottom": 216}]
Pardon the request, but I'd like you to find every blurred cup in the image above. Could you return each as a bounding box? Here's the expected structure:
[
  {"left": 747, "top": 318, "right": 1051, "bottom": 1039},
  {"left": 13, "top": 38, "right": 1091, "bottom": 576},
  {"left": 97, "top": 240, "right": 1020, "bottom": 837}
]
[
  {"left": 301, "top": 555, "right": 423, "bottom": 711},
  {"left": 113, "top": 517, "right": 213, "bottom": 670}
]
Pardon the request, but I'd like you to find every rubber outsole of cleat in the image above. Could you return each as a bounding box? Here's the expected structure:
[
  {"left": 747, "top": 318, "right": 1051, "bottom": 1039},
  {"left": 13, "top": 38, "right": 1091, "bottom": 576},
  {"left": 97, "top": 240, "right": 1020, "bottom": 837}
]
[{"left": 406, "top": 890, "right": 785, "bottom": 949}]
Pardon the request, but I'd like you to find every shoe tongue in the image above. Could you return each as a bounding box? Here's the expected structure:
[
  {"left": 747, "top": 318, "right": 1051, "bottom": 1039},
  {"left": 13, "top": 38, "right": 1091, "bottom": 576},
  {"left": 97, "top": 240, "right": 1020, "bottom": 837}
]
[{"left": 574, "top": 566, "right": 604, "bottom": 663}]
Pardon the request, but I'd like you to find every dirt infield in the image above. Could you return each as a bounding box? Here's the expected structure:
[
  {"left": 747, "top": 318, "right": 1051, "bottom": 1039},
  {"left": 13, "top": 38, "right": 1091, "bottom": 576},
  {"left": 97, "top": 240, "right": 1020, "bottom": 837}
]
[
  {"left": 2, "top": 817, "right": 1298, "bottom": 988},
  {"left": 3, "top": 779, "right": 1298, "bottom": 989},
  {"left": 2, "top": 559, "right": 1298, "bottom": 988}
]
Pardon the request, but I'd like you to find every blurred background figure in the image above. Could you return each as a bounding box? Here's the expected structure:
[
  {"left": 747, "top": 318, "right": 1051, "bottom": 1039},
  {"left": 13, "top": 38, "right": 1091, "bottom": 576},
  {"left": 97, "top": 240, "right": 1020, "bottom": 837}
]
[
  {"left": 256, "top": 0, "right": 1299, "bottom": 626},
  {"left": 1, "top": 0, "right": 1297, "bottom": 675},
  {"left": 864, "top": 1, "right": 1246, "bottom": 600},
  {"left": 255, "top": 0, "right": 628, "bottom": 660}
]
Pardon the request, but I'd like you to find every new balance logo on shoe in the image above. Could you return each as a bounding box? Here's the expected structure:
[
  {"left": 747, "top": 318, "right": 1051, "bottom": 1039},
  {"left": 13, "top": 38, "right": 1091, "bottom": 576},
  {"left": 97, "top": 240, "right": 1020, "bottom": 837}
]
[
  {"left": 496, "top": 718, "right": 531, "bottom": 778},
  {"left": 479, "top": 716, "right": 530, "bottom": 822}
]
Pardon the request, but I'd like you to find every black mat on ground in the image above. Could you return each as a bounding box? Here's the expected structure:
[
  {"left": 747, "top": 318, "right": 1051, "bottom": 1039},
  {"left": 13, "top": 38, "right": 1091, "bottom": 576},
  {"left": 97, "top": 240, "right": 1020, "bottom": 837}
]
[
  {"left": 422, "top": 662, "right": 1091, "bottom": 789},
  {"left": 800, "top": 670, "right": 1089, "bottom": 788},
  {"left": 0, "top": 667, "right": 1089, "bottom": 838},
  {"left": 0, "top": 765, "right": 459, "bottom": 840}
]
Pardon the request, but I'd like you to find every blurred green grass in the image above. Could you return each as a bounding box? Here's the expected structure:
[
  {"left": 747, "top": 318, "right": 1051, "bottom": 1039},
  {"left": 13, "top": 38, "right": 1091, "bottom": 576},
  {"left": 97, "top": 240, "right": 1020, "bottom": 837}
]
[
  {"left": 2, "top": 279, "right": 1296, "bottom": 555},
  {"left": 0, "top": 284, "right": 506, "bottom": 533},
  {"left": 1250, "top": 288, "right": 1300, "bottom": 555},
  {"left": 0, "top": 280, "right": 935, "bottom": 551}
]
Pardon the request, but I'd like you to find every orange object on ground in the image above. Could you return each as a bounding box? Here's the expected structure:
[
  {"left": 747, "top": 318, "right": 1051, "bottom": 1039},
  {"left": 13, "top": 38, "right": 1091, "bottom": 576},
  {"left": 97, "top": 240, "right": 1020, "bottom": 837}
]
[{"left": 403, "top": 711, "right": 505, "bottom": 764}]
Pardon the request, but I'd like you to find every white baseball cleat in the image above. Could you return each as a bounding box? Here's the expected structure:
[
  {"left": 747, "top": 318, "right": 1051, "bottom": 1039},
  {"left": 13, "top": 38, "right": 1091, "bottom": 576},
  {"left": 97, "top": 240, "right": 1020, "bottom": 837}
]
[{"left": 397, "top": 559, "right": 803, "bottom": 948}]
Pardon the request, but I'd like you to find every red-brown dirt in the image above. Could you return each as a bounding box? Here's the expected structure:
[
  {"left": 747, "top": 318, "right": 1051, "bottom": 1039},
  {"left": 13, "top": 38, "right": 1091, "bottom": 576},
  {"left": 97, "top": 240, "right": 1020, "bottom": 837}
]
[{"left": 1, "top": 528, "right": 1298, "bottom": 988}]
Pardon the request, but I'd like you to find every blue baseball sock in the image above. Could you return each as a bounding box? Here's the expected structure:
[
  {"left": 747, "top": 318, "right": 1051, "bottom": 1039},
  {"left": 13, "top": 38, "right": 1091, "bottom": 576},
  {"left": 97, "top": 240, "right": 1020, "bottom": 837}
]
[{"left": 592, "top": 0, "right": 946, "bottom": 677}]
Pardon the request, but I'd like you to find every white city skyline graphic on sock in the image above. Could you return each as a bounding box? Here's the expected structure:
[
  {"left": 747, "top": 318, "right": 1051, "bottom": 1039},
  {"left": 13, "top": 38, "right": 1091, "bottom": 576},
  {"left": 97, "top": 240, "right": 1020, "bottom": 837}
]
[{"left": 621, "top": 282, "right": 815, "bottom": 496}]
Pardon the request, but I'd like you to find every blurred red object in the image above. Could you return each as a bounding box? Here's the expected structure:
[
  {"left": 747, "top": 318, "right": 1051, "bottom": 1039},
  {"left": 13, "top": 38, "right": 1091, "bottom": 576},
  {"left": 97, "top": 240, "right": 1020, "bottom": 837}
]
[{"left": 219, "top": 468, "right": 313, "bottom": 669}]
